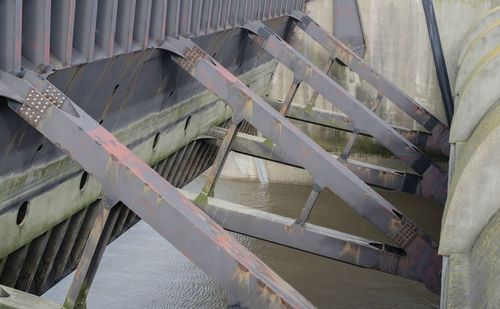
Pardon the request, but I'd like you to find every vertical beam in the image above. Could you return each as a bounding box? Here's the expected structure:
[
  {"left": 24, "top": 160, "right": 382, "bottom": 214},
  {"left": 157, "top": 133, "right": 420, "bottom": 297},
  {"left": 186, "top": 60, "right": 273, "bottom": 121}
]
[
  {"left": 133, "top": 0, "right": 152, "bottom": 49},
  {"left": 1, "top": 71, "right": 314, "bottom": 308},
  {"left": 334, "top": 0, "right": 365, "bottom": 57},
  {"left": 115, "top": 0, "right": 136, "bottom": 54},
  {"left": 421, "top": 0, "right": 454, "bottom": 126},
  {"left": 150, "top": 0, "right": 168, "bottom": 43},
  {"left": 195, "top": 120, "right": 243, "bottom": 205},
  {"left": 64, "top": 198, "right": 119, "bottom": 309},
  {"left": 165, "top": 38, "right": 441, "bottom": 293},
  {"left": 243, "top": 21, "right": 448, "bottom": 205},
  {"left": 280, "top": 77, "right": 301, "bottom": 116},
  {"left": 22, "top": 0, "right": 51, "bottom": 70},
  {"left": 0, "top": 0, "right": 22, "bottom": 73},
  {"left": 289, "top": 10, "right": 450, "bottom": 156},
  {"left": 50, "top": 0, "right": 75, "bottom": 66},
  {"left": 73, "top": 0, "right": 98, "bottom": 63},
  {"left": 95, "top": 0, "right": 118, "bottom": 59}
]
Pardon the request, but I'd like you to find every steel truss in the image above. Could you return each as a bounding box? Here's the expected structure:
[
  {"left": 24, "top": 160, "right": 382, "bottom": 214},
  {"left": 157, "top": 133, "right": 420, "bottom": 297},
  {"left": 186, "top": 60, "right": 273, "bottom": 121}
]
[
  {"left": 164, "top": 34, "right": 442, "bottom": 293},
  {"left": 0, "top": 70, "right": 314, "bottom": 309}
]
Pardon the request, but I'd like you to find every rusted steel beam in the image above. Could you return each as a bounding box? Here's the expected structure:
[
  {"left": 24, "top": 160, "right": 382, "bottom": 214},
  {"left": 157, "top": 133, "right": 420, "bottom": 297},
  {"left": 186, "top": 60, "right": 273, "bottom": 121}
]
[
  {"left": 0, "top": 71, "right": 314, "bottom": 309},
  {"left": 265, "top": 98, "right": 440, "bottom": 155},
  {"left": 333, "top": 0, "right": 366, "bottom": 58},
  {"left": 166, "top": 38, "right": 441, "bottom": 293},
  {"left": 295, "top": 183, "right": 323, "bottom": 225},
  {"left": 289, "top": 10, "right": 450, "bottom": 157},
  {"left": 181, "top": 189, "right": 423, "bottom": 284},
  {"left": 204, "top": 127, "right": 423, "bottom": 195},
  {"left": 280, "top": 77, "right": 301, "bottom": 116},
  {"left": 243, "top": 21, "right": 447, "bottom": 205},
  {"left": 64, "top": 198, "right": 120, "bottom": 309},
  {"left": 195, "top": 120, "right": 243, "bottom": 206}
]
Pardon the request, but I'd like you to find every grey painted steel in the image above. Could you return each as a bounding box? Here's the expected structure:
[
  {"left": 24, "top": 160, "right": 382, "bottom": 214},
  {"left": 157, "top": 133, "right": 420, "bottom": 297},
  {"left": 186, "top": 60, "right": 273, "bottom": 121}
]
[
  {"left": 181, "top": 189, "right": 418, "bottom": 282},
  {"left": 289, "top": 10, "right": 450, "bottom": 157},
  {"left": 0, "top": 70, "right": 314, "bottom": 309},
  {"left": 204, "top": 127, "right": 423, "bottom": 195},
  {"left": 421, "top": 0, "right": 455, "bottom": 126},
  {"left": 333, "top": 0, "right": 365, "bottom": 57},
  {"left": 64, "top": 198, "right": 120, "bottom": 309},
  {"left": 166, "top": 37, "right": 442, "bottom": 293},
  {"left": 243, "top": 20, "right": 448, "bottom": 205},
  {"left": 0, "top": 0, "right": 303, "bottom": 72},
  {"left": 265, "top": 98, "right": 440, "bottom": 155}
]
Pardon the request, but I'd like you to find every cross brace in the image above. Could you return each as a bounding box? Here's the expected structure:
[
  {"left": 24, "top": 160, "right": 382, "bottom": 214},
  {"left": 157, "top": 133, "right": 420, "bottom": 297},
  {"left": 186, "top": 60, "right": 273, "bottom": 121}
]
[
  {"left": 265, "top": 98, "right": 442, "bottom": 155},
  {"left": 164, "top": 37, "right": 441, "bottom": 293},
  {"left": 204, "top": 127, "right": 423, "bottom": 196},
  {"left": 242, "top": 20, "right": 447, "bottom": 205},
  {"left": 181, "top": 190, "right": 423, "bottom": 283},
  {"left": 289, "top": 10, "right": 450, "bottom": 156},
  {"left": 0, "top": 70, "right": 314, "bottom": 309}
]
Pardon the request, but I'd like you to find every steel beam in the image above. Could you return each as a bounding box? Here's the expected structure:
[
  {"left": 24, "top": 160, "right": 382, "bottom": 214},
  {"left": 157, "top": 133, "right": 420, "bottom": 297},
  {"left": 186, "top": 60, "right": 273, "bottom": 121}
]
[
  {"left": 264, "top": 98, "right": 441, "bottom": 155},
  {"left": 204, "top": 127, "right": 423, "bottom": 195},
  {"left": 421, "top": 0, "right": 454, "bottom": 126},
  {"left": 0, "top": 70, "right": 314, "bottom": 309},
  {"left": 64, "top": 198, "right": 120, "bottom": 309},
  {"left": 289, "top": 10, "right": 450, "bottom": 156},
  {"left": 181, "top": 189, "right": 423, "bottom": 284},
  {"left": 165, "top": 38, "right": 442, "bottom": 293},
  {"left": 195, "top": 120, "right": 243, "bottom": 206},
  {"left": 243, "top": 21, "right": 447, "bottom": 205}
]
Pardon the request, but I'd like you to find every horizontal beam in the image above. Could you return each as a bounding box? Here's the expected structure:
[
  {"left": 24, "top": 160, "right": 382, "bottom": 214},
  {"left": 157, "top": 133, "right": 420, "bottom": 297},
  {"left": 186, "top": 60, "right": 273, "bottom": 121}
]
[
  {"left": 243, "top": 21, "right": 447, "bottom": 205},
  {"left": 165, "top": 38, "right": 441, "bottom": 293},
  {"left": 0, "top": 70, "right": 314, "bottom": 309},
  {"left": 265, "top": 98, "right": 442, "bottom": 155},
  {"left": 180, "top": 190, "right": 428, "bottom": 284},
  {"left": 204, "top": 127, "right": 422, "bottom": 195},
  {"left": 289, "top": 10, "right": 450, "bottom": 156}
]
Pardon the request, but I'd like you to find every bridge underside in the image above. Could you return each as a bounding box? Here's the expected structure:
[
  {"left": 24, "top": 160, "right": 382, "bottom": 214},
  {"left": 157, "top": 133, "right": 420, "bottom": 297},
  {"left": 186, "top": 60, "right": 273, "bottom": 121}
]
[{"left": 0, "top": 1, "right": 451, "bottom": 308}]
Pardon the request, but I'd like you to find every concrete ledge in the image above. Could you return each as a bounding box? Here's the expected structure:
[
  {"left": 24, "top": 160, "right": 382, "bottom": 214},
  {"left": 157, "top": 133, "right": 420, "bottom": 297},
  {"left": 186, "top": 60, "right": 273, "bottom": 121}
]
[{"left": 0, "top": 285, "right": 61, "bottom": 309}]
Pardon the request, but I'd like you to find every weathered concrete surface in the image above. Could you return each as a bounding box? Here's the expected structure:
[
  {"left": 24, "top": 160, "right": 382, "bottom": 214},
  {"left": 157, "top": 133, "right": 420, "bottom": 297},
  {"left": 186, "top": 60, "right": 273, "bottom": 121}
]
[
  {"left": 455, "top": 21, "right": 500, "bottom": 95},
  {"left": 0, "top": 284, "right": 61, "bottom": 309},
  {"left": 451, "top": 47, "right": 500, "bottom": 143}
]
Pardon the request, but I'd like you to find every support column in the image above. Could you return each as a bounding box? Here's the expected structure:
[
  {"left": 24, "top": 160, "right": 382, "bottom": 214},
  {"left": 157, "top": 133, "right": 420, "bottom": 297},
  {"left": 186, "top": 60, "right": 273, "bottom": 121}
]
[{"left": 64, "top": 197, "right": 120, "bottom": 309}]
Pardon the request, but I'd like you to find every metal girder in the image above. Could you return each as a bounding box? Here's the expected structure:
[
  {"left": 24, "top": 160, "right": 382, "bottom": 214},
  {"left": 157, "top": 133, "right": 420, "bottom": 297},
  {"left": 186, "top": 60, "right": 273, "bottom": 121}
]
[
  {"left": 165, "top": 38, "right": 442, "bottom": 293},
  {"left": 64, "top": 198, "right": 120, "bottom": 309},
  {"left": 0, "top": 70, "right": 314, "bottom": 309},
  {"left": 264, "top": 98, "right": 441, "bottom": 155},
  {"left": 204, "top": 127, "right": 423, "bottom": 195},
  {"left": 288, "top": 10, "right": 450, "bottom": 157},
  {"left": 195, "top": 120, "right": 243, "bottom": 206},
  {"left": 421, "top": 0, "right": 455, "bottom": 126},
  {"left": 181, "top": 189, "right": 427, "bottom": 285},
  {"left": 242, "top": 20, "right": 448, "bottom": 205},
  {"left": 333, "top": 0, "right": 366, "bottom": 58}
]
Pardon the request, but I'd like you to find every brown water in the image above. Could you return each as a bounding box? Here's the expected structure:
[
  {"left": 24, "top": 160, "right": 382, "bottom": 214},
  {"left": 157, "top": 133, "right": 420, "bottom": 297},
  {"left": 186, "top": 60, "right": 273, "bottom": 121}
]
[{"left": 44, "top": 176, "right": 442, "bottom": 308}]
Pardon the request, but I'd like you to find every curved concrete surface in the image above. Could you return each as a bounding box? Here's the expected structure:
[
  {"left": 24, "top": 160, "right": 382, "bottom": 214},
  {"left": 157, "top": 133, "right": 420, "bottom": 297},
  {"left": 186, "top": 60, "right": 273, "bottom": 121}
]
[
  {"left": 457, "top": 5, "right": 500, "bottom": 65},
  {"left": 455, "top": 21, "right": 500, "bottom": 95},
  {"left": 441, "top": 103, "right": 500, "bottom": 254},
  {"left": 450, "top": 46, "right": 500, "bottom": 143}
]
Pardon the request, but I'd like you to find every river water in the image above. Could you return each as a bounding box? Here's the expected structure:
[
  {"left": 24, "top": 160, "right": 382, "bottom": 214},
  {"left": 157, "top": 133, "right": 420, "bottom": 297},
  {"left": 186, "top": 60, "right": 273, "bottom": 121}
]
[{"left": 43, "top": 175, "right": 441, "bottom": 308}]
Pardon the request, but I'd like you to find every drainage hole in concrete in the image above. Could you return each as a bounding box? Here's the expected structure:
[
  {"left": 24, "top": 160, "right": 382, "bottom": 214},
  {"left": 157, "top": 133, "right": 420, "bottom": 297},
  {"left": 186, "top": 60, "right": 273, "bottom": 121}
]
[
  {"left": 153, "top": 132, "right": 161, "bottom": 150},
  {"left": 184, "top": 116, "right": 191, "bottom": 131},
  {"left": 37, "top": 144, "right": 43, "bottom": 152},
  {"left": 16, "top": 201, "right": 28, "bottom": 226},
  {"left": 80, "top": 171, "right": 89, "bottom": 190}
]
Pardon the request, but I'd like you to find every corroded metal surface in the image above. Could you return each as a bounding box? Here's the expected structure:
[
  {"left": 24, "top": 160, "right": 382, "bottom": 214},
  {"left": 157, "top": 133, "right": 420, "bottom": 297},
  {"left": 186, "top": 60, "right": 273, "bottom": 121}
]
[
  {"left": 167, "top": 37, "right": 442, "bottom": 293},
  {"left": 1, "top": 71, "right": 314, "bottom": 308}
]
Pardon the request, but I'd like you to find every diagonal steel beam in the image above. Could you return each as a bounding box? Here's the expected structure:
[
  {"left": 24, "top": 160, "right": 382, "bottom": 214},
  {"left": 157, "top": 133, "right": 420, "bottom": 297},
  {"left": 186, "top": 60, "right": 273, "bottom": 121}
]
[
  {"left": 181, "top": 189, "right": 423, "bottom": 284},
  {"left": 242, "top": 20, "right": 447, "bottom": 205},
  {"left": 164, "top": 38, "right": 441, "bottom": 293},
  {"left": 0, "top": 70, "right": 315, "bottom": 309},
  {"left": 204, "top": 127, "right": 423, "bottom": 195},
  {"left": 264, "top": 98, "right": 441, "bottom": 155},
  {"left": 289, "top": 10, "right": 450, "bottom": 156}
]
